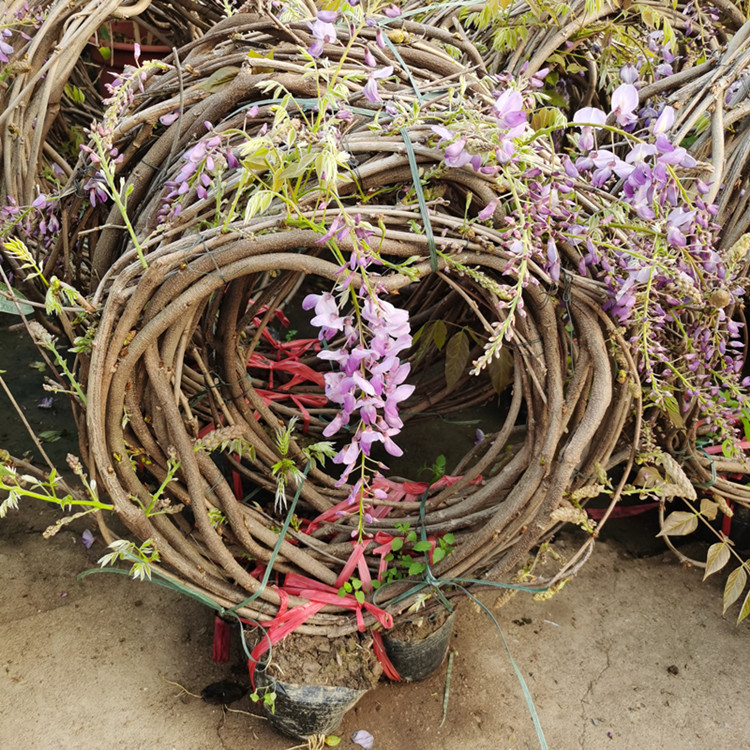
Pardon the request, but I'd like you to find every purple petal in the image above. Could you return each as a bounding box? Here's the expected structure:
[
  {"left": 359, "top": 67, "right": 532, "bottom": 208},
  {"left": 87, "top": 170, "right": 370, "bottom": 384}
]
[
  {"left": 431, "top": 125, "right": 454, "bottom": 142},
  {"left": 652, "top": 106, "right": 674, "bottom": 135},
  {"left": 159, "top": 112, "right": 180, "bottom": 126},
  {"left": 477, "top": 198, "right": 498, "bottom": 221},
  {"left": 363, "top": 77, "right": 381, "bottom": 104},
  {"left": 620, "top": 64, "right": 639, "bottom": 84},
  {"left": 352, "top": 729, "right": 375, "bottom": 750},
  {"left": 82, "top": 530, "right": 96, "bottom": 549},
  {"left": 611, "top": 83, "right": 639, "bottom": 125},
  {"left": 573, "top": 107, "right": 606, "bottom": 126}
]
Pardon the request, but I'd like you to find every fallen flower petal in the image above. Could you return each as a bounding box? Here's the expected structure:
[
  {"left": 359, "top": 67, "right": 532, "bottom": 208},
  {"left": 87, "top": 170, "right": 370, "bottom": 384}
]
[{"left": 352, "top": 730, "right": 374, "bottom": 749}]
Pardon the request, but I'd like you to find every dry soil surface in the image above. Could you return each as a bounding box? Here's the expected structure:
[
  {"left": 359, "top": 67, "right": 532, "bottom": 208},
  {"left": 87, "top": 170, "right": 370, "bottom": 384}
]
[{"left": 2, "top": 500, "right": 749, "bottom": 750}]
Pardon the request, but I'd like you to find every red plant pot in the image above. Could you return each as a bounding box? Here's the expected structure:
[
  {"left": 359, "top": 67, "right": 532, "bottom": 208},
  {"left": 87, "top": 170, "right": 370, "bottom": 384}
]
[{"left": 88, "top": 21, "right": 170, "bottom": 95}]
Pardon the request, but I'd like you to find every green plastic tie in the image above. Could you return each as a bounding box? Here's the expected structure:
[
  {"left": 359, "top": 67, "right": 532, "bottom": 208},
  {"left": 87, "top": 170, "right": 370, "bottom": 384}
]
[{"left": 400, "top": 128, "right": 437, "bottom": 272}]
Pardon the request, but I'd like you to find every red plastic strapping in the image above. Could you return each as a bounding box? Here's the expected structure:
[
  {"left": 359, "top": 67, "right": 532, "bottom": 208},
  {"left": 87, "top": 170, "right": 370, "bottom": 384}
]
[{"left": 212, "top": 615, "right": 232, "bottom": 663}]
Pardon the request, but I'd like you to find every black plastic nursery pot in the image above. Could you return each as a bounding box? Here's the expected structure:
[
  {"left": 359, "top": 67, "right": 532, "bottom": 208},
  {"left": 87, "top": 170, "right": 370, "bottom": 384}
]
[
  {"left": 254, "top": 670, "right": 369, "bottom": 739},
  {"left": 247, "top": 628, "right": 382, "bottom": 739},
  {"left": 382, "top": 609, "right": 456, "bottom": 682}
]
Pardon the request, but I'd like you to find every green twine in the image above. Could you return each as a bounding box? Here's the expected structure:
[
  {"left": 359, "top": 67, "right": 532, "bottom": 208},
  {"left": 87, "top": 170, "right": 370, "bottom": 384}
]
[{"left": 400, "top": 128, "right": 438, "bottom": 272}]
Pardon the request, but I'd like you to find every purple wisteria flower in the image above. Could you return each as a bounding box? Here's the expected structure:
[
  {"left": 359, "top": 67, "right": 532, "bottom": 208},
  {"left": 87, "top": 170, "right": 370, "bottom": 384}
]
[
  {"left": 610, "top": 83, "right": 639, "bottom": 127},
  {"left": 302, "top": 291, "right": 345, "bottom": 339},
  {"left": 305, "top": 218, "right": 414, "bottom": 488},
  {"left": 363, "top": 64, "right": 393, "bottom": 104},
  {"left": 308, "top": 11, "right": 338, "bottom": 57},
  {"left": 156, "top": 123, "right": 238, "bottom": 224},
  {"left": 0, "top": 32, "right": 13, "bottom": 64},
  {"left": 572, "top": 106, "right": 606, "bottom": 151}
]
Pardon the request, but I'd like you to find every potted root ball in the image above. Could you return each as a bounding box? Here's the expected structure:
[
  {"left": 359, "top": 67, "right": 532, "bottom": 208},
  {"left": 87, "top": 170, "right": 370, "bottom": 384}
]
[
  {"left": 249, "top": 629, "right": 382, "bottom": 740},
  {"left": 379, "top": 606, "right": 456, "bottom": 682}
]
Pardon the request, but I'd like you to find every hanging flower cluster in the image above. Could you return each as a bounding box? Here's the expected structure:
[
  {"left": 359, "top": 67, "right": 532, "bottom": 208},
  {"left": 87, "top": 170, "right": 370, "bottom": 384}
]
[
  {"left": 303, "top": 215, "right": 414, "bottom": 533},
  {"left": 156, "top": 122, "right": 239, "bottom": 224},
  {"left": 428, "top": 70, "right": 747, "bottom": 443}
]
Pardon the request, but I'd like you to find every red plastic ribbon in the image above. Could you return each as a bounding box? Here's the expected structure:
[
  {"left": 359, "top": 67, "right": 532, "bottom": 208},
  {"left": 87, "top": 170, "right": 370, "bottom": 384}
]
[
  {"left": 371, "top": 629, "right": 402, "bottom": 681},
  {"left": 305, "top": 473, "right": 483, "bottom": 535},
  {"left": 212, "top": 616, "right": 232, "bottom": 663},
  {"left": 586, "top": 502, "right": 660, "bottom": 520},
  {"left": 247, "top": 566, "right": 394, "bottom": 686}
]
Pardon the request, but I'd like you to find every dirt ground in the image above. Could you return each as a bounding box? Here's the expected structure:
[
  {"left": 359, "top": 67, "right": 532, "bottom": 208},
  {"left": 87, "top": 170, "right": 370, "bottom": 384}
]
[{"left": 2, "top": 498, "right": 749, "bottom": 750}]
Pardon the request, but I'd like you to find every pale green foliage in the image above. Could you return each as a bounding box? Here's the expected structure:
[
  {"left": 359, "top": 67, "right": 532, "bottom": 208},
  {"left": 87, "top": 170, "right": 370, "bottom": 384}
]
[
  {"left": 194, "top": 425, "right": 256, "bottom": 463},
  {"left": 27, "top": 321, "right": 87, "bottom": 405},
  {"left": 70, "top": 325, "right": 98, "bottom": 354},
  {"left": 301, "top": 440, "right": 337, "bottom": 471},
  {"left": 134, "top": 452, "right": 183, "bottom": 517},
  {"left": 98, "top": 538, "right": 160, "bottom": 581},
  {"left": 224, "top": 79, "right": 355, "bottom": 227},
  {"left": 0, "top": 458, "right": 112, "bottom": 528},
  {"left": 208, "top": 507, "right": 227, "bottom": 528},
  {"left": 249, "top": 684, "right": 277, "bottom": 713},
  {"left": 271, "top": 417, "right": 304, "bottom": 513}
]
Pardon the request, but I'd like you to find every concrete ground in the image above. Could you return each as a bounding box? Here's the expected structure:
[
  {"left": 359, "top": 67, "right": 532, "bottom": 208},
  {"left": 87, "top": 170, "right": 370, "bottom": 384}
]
[{"left": 1, "top": 498, "right": 748, "bottom": 750}]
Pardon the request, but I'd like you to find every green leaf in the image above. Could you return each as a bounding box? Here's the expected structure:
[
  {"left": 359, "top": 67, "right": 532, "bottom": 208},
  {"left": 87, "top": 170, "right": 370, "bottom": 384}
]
[
  {"left": 408, "top": 561, "right": 425, "bottom": 576},
  {"left": 704, "top": 542, "right": 731, "bottom": 580},
  {"left": 723, "top": 565, "right": 747, "bottom": 613},
  {"left": 443, "top": 533, "right": 455, "bottom": 544},
  {"left": 738, "top": 589, "right": 750, "bottom": 624},
  {"left": 98, "top": 46, "right": 112, "bottom": 61},
  {"left": 530, "top": 106, "right": 567, "bottom": 133},
  {"left": 413, "top": 540, "right": 433, "bottom": 552},
  {"left": 657, "top": 510, "right": 698, "bottom": 537},
  {"left": 38, "top": 430, "right": 63, "bottom": 443},
  {"left": 244, "top": 190, "right": 273, "bottom": 220},
  {"left": 354, "top": 590, "right": 365, "bottom": 605},
  {"left": 445, "top": 331, "right": 470, "bottom": 389},
  {"left": 325, "top": 736, "right": 342, "bottom": 747},
  {"left": 407, "top": 531, "right": 417, "bottom": 543},
  {"left": 199, "top": 65, "right": 241, "bottom": 92},
  {"left": 278, "top": 151, "right": 317, "bottom": 179},
  {"left": 487, "top": 347, "right": 514, "bottom": 395},
  {"left": 432, "top": 547, "right": 446, "bottom": 563},
  {"left": 0, "top": 282, "right": 33, "bottom": 315},
  {"left": 662, "top": 395, "right": 685, "bottom": 429},
  {"left": 432, "top": 320, "right": 447, "bottom": 351},
  {"left": 391, "top": 537, "right": 403, "bottom": 552},
  {"left": 414, "top": 321, "right": 436, "bottom": 364},
  {"left": 721, "top": 438, "right": 735, "bottom": 459}
]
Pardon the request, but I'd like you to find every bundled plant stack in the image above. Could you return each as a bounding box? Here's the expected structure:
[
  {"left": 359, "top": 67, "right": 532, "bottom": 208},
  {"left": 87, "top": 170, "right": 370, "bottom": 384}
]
[
  {"left": 17, "top": 7, "right": 644, "bottom": 628},
  {"left": 0, "top": 0, "right": 226, "bottom": 220},
  {"left": 4, "top": 0, "right": 750, "bottom": 737}
]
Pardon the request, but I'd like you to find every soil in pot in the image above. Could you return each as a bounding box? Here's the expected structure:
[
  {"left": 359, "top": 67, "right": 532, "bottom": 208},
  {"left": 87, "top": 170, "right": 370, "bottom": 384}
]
[
  {"left": 382, "top": 608, "right": 456, "bottom": 682},
  {"left": 249, "top": 629, "right": 382, "bottom": 739}
]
